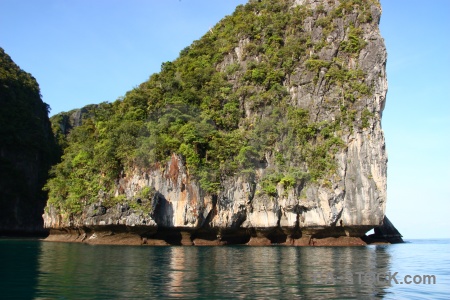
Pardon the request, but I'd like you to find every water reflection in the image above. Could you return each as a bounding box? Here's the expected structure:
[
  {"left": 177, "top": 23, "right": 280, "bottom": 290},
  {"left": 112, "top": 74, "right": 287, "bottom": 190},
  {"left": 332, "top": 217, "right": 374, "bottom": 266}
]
[
  {"left": 168, "top": 247, "right": 187, "bottom": 297},
  {"left": 0, "top": 239, "right": 41, "bottom": 299},
  {"left": 295, "top": 246, "right": 393, "bottom": 298},
  {"left": 33, "top": 243, "right": 395, "bottom": 299},
  {"left": 164, "top": 246, "right": 392, "bottom": 299}
]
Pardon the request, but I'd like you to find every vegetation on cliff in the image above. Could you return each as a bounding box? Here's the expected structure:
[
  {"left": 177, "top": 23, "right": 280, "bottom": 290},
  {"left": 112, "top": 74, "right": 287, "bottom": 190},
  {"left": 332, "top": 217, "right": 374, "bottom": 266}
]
[
  {"left": 0, "top": 47, "right": 58, "bottom": 233},
  {"left": 46, "top": 0, "right": 380, "bottom": 216}
]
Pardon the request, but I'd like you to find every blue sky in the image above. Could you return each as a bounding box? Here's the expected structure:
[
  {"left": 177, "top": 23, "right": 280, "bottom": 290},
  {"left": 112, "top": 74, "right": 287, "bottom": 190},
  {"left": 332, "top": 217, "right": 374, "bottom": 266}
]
[{"left": 1, "top": 0, "right": 449, "bottom": 239}]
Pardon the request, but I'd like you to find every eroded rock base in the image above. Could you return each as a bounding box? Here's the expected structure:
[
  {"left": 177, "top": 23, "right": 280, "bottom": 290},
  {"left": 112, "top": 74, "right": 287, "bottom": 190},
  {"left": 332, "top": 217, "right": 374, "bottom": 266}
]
[{"left": 46, "top": 226, "right": 391, "bottom": 246}]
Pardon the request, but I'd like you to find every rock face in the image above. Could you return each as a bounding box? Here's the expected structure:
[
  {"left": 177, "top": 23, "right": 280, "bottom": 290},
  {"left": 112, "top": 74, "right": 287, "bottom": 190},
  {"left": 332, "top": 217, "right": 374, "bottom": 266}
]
[
  {"left": 371, "top": 216, "right": 404, "bottom": 244},
  {"left": 44, "top": 0, "right": 394, "bottom": 245},
  {"left": 0, "top": 48, "right": 58, "bottom": 235}
]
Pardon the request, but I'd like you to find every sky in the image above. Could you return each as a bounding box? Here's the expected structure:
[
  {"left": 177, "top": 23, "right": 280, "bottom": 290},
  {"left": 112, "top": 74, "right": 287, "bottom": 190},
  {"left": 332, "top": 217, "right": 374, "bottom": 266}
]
[{"left": 1, "top": 0, "right": 449, "bottom": 239}]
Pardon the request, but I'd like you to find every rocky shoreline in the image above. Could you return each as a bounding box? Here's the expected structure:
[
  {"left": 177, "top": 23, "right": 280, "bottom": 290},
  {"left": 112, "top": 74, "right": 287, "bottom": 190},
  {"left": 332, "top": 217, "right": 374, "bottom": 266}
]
[{"left": 45, "top": 226, "right": 392, "bottom": 246}]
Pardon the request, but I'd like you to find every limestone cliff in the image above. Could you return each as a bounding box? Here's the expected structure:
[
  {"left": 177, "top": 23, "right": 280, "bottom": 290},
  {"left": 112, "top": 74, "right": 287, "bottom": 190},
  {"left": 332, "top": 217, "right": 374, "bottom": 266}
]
[
  {"left": 0, "top": 48, "right": 58, "bottom": 235},
  {"left": 44, "top": 0, "right": 391, "bottom": 245}
]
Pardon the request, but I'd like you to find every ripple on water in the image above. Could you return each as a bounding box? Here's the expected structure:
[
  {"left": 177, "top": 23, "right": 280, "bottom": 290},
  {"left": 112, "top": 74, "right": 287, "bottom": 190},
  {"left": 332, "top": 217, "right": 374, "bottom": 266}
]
[{"left": 0, "top": 239, "right": 448, "bottom": 299}]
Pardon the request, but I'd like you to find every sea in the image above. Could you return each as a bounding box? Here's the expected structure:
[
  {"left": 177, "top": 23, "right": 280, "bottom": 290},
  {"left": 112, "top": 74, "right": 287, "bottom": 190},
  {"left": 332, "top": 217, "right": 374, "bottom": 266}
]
[{"left": 0, "top": 239, "right": 448, "bottom": 299}]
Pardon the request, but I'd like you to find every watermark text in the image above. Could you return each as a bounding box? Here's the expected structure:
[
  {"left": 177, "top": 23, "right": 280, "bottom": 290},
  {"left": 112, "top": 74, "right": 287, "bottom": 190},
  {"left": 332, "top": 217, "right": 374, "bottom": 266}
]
[{"left": 311, "top": 271, "right": 436, "bottom": 286}]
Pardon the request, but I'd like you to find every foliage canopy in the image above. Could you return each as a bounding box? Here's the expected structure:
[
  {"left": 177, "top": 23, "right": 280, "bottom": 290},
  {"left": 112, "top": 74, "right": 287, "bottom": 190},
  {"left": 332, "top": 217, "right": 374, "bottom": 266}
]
[{"left": 45, "top": 0, "right": 378, "bottom": 214}]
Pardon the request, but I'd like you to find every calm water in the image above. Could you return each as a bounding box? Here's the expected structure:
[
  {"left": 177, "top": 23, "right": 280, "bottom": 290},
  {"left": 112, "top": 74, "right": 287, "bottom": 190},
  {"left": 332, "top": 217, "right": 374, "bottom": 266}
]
[{"left": 0, "top": 239, "right": 448, "bottom": 299}]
